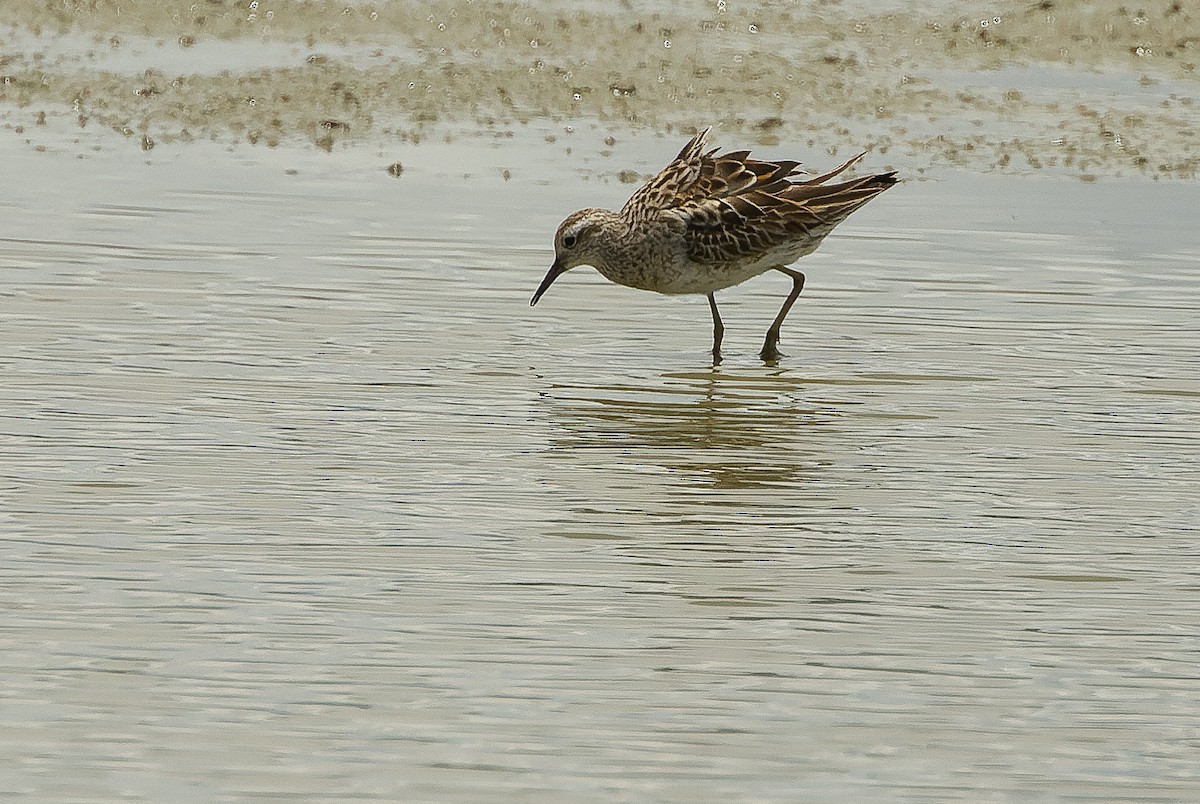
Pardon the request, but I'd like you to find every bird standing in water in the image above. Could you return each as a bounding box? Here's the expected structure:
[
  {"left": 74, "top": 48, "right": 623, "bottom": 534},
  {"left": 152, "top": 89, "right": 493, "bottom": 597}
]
[{"left": 531, "top": 128, "right": 897, "bottom": 363}]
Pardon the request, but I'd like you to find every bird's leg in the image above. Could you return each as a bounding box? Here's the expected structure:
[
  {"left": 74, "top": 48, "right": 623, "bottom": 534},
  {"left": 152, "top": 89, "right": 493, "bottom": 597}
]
[
  {"left": 759, "top": 267, "right": 806, "bottom": 362},
  {"left": 707, "top": 292, "right": 724, "bottom": 365}
]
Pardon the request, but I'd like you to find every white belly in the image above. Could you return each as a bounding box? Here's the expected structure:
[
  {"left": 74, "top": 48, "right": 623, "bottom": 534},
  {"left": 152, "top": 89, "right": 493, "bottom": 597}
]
[{"left": 651, "top": 246, "right": 818, "bottom": 295}]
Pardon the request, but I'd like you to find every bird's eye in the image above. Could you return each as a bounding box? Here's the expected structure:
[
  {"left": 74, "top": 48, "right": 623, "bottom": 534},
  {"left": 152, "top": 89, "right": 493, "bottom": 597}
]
[{"left": 562, "top": 234, "right": 577, "bottom": 249}]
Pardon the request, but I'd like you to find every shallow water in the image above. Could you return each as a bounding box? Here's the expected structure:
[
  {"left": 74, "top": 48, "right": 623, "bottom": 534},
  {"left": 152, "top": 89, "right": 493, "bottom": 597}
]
[
  {"left": 3, "top": 2, "right": 1200, "bottom": 798},
  {"left": 2, "top": 124, "right": 1199, "bottom": 800}
]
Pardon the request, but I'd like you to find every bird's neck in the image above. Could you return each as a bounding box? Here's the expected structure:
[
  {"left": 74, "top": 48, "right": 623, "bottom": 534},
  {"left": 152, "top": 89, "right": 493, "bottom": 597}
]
[{"left": 590, "top": 213, "right": 662, "bottom": 290}]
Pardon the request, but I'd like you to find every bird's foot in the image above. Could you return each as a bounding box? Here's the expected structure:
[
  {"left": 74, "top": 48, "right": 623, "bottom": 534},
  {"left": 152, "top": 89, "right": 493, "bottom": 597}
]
[
  {"left": 759, "top": 337, "right": 784, "bottom": 363},
  {"left": 758, "top": 350, "right": 783, "bottom": 365}
]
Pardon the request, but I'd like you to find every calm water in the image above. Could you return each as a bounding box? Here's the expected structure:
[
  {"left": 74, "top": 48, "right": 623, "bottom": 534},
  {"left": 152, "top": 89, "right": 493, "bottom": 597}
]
[{"left": 2, "top": 133, "right": 1199, "bottom": 801}]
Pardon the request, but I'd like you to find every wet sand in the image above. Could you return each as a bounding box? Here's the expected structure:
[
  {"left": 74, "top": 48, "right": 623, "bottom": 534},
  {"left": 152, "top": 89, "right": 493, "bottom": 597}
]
[{"left": 2, "top": 0, "right": 1198, "bottom": 177}]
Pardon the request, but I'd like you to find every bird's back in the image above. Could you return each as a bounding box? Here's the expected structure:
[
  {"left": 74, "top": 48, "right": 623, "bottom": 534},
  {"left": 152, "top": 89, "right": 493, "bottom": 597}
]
[{"left": 624, "top": 128, "right": 896, "bottom": 271}]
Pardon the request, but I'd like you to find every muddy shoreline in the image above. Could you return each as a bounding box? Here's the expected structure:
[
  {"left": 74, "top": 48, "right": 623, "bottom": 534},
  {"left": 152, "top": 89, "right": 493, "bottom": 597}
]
[{"left": 2, "top": 0, "right": 1197, "bottom": 178}]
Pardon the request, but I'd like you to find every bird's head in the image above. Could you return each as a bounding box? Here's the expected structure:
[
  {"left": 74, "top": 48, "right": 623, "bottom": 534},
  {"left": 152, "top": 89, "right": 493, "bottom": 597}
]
[{"left": 530, "top": 208, "right": 614, "bottom": 306}]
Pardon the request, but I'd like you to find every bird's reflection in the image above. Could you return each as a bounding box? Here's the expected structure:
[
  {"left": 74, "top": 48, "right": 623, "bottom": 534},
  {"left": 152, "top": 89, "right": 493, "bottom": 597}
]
[{"left": 540, "top": 366, "right": 841, "bottom": 492}]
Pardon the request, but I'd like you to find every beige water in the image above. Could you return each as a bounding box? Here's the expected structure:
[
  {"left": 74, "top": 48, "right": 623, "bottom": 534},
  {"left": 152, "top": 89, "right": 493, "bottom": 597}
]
[{"left": 3, "top": 2, "right": 1200, "bottom": 801}]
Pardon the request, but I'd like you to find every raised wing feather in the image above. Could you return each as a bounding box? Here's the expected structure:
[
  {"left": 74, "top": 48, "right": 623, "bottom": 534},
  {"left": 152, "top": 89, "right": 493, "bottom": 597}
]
[
  {"left": 683, "top": 152, "right": 897, "bottom": 266},
  {"left": 620, "top": 127, "right": 803, "bottom": 223},
  {"left": 623, "top": 130, "right": 897, "bottom": 267}
]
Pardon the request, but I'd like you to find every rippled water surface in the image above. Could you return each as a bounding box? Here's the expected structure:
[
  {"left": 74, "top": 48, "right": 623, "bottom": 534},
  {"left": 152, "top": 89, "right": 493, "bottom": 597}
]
[{"left": 2, "top": 131, "right": 1199, "bottom": 801}]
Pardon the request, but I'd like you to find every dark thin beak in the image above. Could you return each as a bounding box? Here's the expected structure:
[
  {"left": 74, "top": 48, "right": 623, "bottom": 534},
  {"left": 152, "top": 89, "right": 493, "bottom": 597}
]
[{"left": 530, "top": 258, "right": 567, "bottom": 306}]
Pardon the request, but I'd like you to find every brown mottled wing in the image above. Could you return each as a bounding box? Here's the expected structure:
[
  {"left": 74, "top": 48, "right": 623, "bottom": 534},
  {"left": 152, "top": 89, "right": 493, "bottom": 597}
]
[
  {"left": 682, "top": 152, "right": 898, "bottom": 266},
  {"left": 620, "top": 127, "right": 805, "bottom": 224}
]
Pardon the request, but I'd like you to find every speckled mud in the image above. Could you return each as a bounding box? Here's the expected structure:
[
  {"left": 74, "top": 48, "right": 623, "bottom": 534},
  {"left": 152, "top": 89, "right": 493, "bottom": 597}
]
[{"left": 2, "top": 0, "right": 1197, "bottom": 177}]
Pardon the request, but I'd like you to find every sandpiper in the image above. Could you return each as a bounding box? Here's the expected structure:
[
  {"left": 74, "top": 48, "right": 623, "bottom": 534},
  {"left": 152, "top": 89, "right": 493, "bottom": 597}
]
[{"left": 531, "top": 128, "right": 897, "bottom": 362}]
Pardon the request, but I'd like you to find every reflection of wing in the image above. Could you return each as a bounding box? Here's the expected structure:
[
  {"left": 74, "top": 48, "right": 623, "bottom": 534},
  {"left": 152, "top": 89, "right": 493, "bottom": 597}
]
[{"left": 623, "top": 128, "right": 898, "bottom": 266}]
